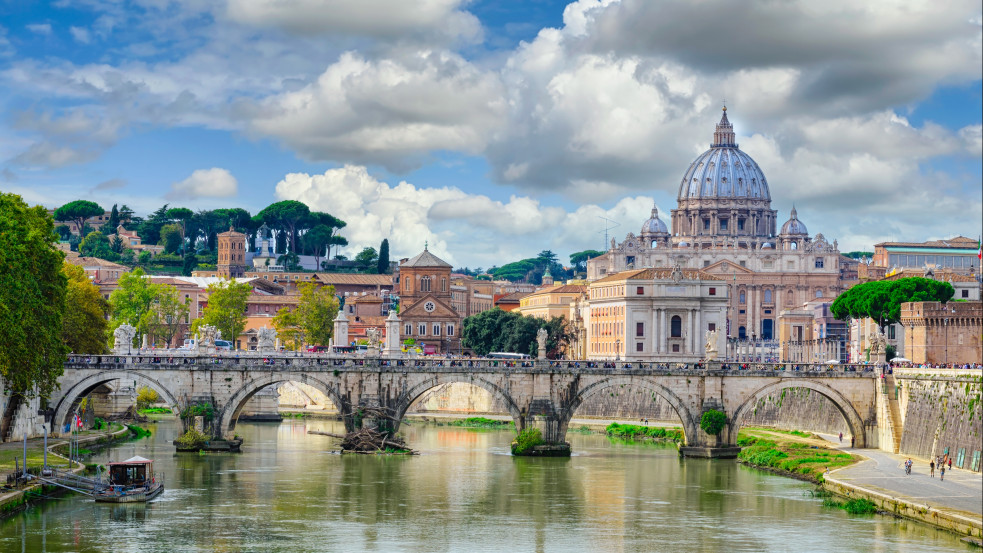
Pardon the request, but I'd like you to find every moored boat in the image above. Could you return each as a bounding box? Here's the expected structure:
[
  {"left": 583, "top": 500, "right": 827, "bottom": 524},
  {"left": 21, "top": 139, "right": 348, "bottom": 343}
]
[{"left": 94, "top": 456, "right": 164, "bottom": 503}]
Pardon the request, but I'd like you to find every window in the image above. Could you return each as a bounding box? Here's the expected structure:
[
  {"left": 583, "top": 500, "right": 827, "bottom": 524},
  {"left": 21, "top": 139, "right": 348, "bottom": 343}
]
[
  {"left": 739, "top": 260, "right": 746, "bottom": 268},
  {"left": 888, "top": 326, "right": 896, "bottom": 339},
  {"left": 405, "top": 279, "right": 410, "bottom": 291},
  {"left": 709, "top": 287, "right": 716, "bottom": 296},
  {"left": 739, "top": 291, "right": 746, "bottom": 304},
  {"left": 962, "top": 290, "right": 969, "bottom": 298},
  {"left": 626, "top": 255, "right": 635, "bottom": 266},
  {"left": 418, "top": 324, "right": 426, "bottom": 336},
  {"left": 670, "top": 315, "right": 682, "bottom": 338},
  {"left": 764, "top": 289, "right": 772, "bottom": 303},
  {"left": 738, "top": 326, "right": 746, "bottom": 339},
  {"left": 636, "top": 342, "right": 644, "bottom": 352},
  {"left": 703, "top": 219, "right": 710, "bottom": 230},
  {"left": 441, "top": 277, "right": 447, "bottom": 291},
  {"left": 636, "top": 322, "right": 644, "bottom": 337},
  {"left": 636, "top": 286, "right": 644, "bottom": 295},
  {"left": 405, "top": 324, "right": 412, "bottom": 335},
  {"left": 815, "top": 257, "right": 824, "bottom": 268},
  {"left": 447, "top": 324, "right": 454, "bottom": 336},
  {"left": 672, "top": 344, "right": 680, "bottom": 353},
  {"left": 421, "top": 276, "right": 431, "bottom": 292},
  {"left": 433, "top": 324, "right": 441, "bottom": 336},
  {"left": 815, "top": 289, "right": 823, "bottom": 298},
  {"left": 738, "top": 219, "right": 745, "bottom": 231},
  {"left": 704, "top": 260, "right": 710, "bottom": 267},
  {"left": 720, "top": 219, "right": 728, "bottom": 230},
  {"left": 708, "top": 323, "right": 716, "bottom": 331}
]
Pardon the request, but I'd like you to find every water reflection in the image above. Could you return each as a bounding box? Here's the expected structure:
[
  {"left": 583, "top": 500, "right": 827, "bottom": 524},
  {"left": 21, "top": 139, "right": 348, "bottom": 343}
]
[{"left": 0, "top": 418, "right": 972, "bottom": 553}]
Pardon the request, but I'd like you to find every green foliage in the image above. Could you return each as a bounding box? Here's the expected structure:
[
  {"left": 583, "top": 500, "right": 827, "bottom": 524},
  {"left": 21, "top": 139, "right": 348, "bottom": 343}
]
[
  {"left": 447, "top": 417, "right": 514, "bottom": 428},
  {"left": 377, "top": 238, "right": 390, "bottom": 274},
  {"left": 0, "top": 193, "right": 68, "bottom": 397},
  {"left": 159, "top": 223, "right": 183, "bottom": 254},
  {"left": 182, "top": 250, "right": 198, "bottom": 276},
  {"left": 62, "top": 262, "right": 109, "bottom": 354},
  {"left": 823, "top": 497, "right": 877, "bottom": 514},
  {"left": 136, "top": 386, "right": 161, "bottom": 410},
  {"left": 255, "top": 200, "right": 310, "bottom": 253},
  {"left": 700, "top": 409, "right": 727, "bottom": 435},
  {"left": 605, "top": 423, "right": 684, "bottom": 443},
  {"left": 462, "top": 309, "right": 572, "bottom": 358},
  {"left": 106, "top": 204, "right": 120, "bottom": 232},
  {"left": 127, "top": 424, "right": 152, "bottom": 439},
  {"left": 192, "top": 279, "right": 251, "bottom": 348},
  {"left": 570, "top": 249, "right": 605, "bottom": 274},
  {"left": 79, "top": 231, "right": 114, "bottom": 258},
  {"left": 303, "top": 224, "right": 335, "bottom": 268},
  {"left": 180, "top": 402, "right": 215, "bottom": 421},
  {"left": 93, "top": 417, "right": 107, "bottom": 430},
  {"left": 109, "top": 267, "right": 159, "bottom": 343},
  {"left": 53, "top": 200, "right": 104, "bottom": 236},
  {"left": 55, "top": 224, "right": 72, "bottom": 240},
  {"left": 492, "top": 259, "right": 536, "bottom": 282},
  {"left": 841, "top": 251, "right": 874, "bottom": 259},
  {"left": 137, "top": 204, "right": 171, "bottom": 246},
  {"left": 511, "top": 428, "right": 545, "bottom": 455},
  {"left": 175, "top": 428, "right": 208, "bottom": 448},
  {"left": 139, "top": 407, "right": 172, "bottom": 414},
  {"left": 146, "top": 284, "right": 191, "bottom": 347},
  {"left": 354, "top": 246, "right": 378, "bottom": 273},
  {"left": 831, "top": 277, "right": 954, "bottom": 327},
  {"left": 138, "top": 250, "right": 152, "bottom": 264}
]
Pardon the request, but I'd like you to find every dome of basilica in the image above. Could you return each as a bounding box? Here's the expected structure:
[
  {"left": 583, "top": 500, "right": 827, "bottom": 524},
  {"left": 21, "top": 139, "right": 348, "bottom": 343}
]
[
  {"left": 640, "top": 205, "right": 669, "bottom": 235},
  {"left": 780, "top": 207, "right": 808, "bottom": 235},
  {"left": 677, "top": 108, "right": 771, "bottom": 203}
]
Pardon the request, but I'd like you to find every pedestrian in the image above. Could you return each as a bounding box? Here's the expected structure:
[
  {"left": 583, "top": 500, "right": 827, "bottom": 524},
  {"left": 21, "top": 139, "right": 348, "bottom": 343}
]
[
  {"left": 948, "top": 457, "right": 952, "bottom": 471},
  {"left": 850, "top": 436, "right": 855, "bottom": 448},
  {"left": 930, "top": 460, "right": 935, "bottom": 477},
  {"left": 940, "top": 465, "right": 945, "bottom": 481},
  {"left": 839, "top": 432, "right": 843, "bottom": 443}
]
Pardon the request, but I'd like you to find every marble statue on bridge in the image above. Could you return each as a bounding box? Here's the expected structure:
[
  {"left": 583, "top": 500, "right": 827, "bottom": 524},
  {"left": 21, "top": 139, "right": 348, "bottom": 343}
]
[
  {"left": 113, "top": 324, "right": 136, "bottom": 354},
  {"left": 537, "top": 328, "right": 548, "bottom": 360},
  {"left": 257, "top": 327, "right": 276, "bottom": 353},
  {"left": 705, "top": 329, "right": 719, "bottom": 361}
]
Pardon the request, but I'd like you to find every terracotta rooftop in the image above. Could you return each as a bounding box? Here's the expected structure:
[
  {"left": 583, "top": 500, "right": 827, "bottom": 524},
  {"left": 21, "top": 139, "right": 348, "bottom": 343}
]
[
  {"left": 314, "top": 273, "right": 394, "bottom": 286},
  {"left": 64, "top": 256, "right": 129, "bottom": 271},
  {"left": 402, "top": 247, "right": 452, "bottom": 268},
  {"left": 496, "top": 291, "right": 530, "bottom": 303},
  {"left": 875, "top": 236, "right": 978, "bottom": 249},
  {"left": 524, "top": 284, "right": 588, "bottom": 297}
]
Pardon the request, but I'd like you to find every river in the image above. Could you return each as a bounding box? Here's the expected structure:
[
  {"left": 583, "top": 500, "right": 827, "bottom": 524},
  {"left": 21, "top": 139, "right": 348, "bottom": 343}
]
[{"left": 0, "top": 418, "right": 972, "bottom": 552}]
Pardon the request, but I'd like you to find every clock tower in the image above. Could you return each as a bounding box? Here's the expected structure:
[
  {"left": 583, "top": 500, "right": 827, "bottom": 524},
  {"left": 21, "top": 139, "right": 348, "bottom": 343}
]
[{"left": 397, "top": 245, "right": 461, "bottom": 354}]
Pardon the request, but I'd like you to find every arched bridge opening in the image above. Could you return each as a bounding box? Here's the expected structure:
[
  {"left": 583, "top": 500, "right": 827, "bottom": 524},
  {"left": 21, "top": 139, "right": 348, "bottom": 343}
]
[
  {"left": 217, "top": 375, "right": 347, "bottom": 440},
  {"left": 728, "top": 380, "right": 867, "bottom": 448},
  {"left": 51, "top": 371, "right": 181, "bottom": 435}
]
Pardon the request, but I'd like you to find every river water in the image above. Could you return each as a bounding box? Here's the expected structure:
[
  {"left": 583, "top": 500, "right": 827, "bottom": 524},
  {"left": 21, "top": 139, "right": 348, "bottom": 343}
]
[{"left": 0, "top": 418, "right": 971, "bottom": 552}]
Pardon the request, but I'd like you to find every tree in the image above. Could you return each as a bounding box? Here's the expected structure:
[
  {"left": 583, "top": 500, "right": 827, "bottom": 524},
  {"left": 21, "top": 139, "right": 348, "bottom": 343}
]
[
  {"left": 355, "top": 247, "right": 379, "bottom": 273},
  {"left": 159, "top": 223, "right": 184, "bottom": 254},
  {"left": 147, "top": 284, "right": 191, "bottom": 347},
  {"left": 0, "top": 193, "right": 68, "bottom": 397},
  {"left": 106, "top": 204, "right": 120, "bottom": 232},
  {"left": 570, "top": 249, "right": 605, "bottom": 273},
  {"left": 294, "top": 282, "right": 339, "bottom": 347},
  {"left": 700, "top": 409, "right": 727, "bottom": 436},
  {"left": 278, "top": 251, "right": 302, "bottom": 271},
  {"left": 182, "top": 250, "right": 198, "bottom": 276},
  {"left": 255, "top": 200, "right": 310, "bottom": 254},
  {"left": 193, "top": 279, "right": 251, "bottom": 349},
  {"left": 492, "top": 259, "right": 536, "bottom": 282},
  {"left": 377, "top": 239, "right": 390, "bottom": 274},
  {"left": 272, "top": 307, "right": 303, "bottom": 350},
  {"left": 110, "top": 234, "right": 125, "bottom": 253},
  {"left": 62, "top": 262, "right": 109, "bottom": 354},
  {"left": 118, "top": 204, "right": 134, "bottom": 226},
  {"left": 138, "top": 204, "right": 171, "bottom": 246},
  {"left": 327, "top": 235, "right": 349, "bottom": 260},
  {"left": 53, "top": 200, "right": 104, "bottom": 237},
  {"left": 166, "top": 207, "right": 194, "bottom": 251},
  {"left": 303, "top": 224, "right": 335, "bottom": 269},
  {"left": 109, "top": 268, "right": 160, "bottom": 343},
  {"left": 831, "top": 277, "right": 954, "bottom": 329},
  {"left": 55, "top": 224, "right": 72, "bottom": 240},
  {"left": 78, "top": 231, "right": 113, "bottom": 258}
]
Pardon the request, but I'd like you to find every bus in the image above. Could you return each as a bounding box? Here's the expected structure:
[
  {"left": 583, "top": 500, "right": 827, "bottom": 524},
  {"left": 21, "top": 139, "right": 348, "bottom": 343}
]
[{"left": 486, "top": 352, "right": 531, "bottom": 360}]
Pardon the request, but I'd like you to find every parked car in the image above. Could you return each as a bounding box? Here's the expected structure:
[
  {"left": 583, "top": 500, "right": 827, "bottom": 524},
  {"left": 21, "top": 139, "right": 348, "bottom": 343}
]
[{"left": 215, "top": 340, "right": 233, "bottom": 351}]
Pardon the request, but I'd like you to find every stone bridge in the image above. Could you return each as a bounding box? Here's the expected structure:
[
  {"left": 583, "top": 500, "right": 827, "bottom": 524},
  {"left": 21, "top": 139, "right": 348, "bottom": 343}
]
[{"left": 47, "top": 354, "right": 880, "bottom": 457}]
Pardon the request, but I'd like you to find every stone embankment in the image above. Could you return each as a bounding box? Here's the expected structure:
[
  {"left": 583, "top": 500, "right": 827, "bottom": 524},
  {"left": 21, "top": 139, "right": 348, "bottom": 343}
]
[{"left": 895, "top": 368, "right": 981, "bottom": 470}]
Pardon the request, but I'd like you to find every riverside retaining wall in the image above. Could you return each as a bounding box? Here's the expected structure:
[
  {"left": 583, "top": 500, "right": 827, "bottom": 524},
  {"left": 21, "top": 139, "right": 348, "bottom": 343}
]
[{"left": 896, "top": 370, "right": 982, "bottom": 471}]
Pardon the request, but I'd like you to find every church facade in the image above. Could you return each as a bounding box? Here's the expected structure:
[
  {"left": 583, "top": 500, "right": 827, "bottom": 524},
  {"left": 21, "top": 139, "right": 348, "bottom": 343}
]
[
  {"left": 587, "top": 108, "right": 843, "bottom": 341},
  {"left": 396, "top": 246, "right": 462, "bottom": 354}
]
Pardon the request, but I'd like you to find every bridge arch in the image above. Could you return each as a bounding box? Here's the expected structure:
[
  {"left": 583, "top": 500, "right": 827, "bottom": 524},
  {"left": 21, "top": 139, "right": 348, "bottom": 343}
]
[
  {"left": 728, "top": 379, "right": 867, "bottom": 448},
  {"left": 52, "top": 370, "right": 181, "bottom": 433},
  {"left": 560, "top": 376, "right": 699, "bottom": 445},
  {"left": 392, "top": 375, "right": 523, "bottom": 433},
  {"left": 217, "top": 374, "right": 347, "bottom": 439}
]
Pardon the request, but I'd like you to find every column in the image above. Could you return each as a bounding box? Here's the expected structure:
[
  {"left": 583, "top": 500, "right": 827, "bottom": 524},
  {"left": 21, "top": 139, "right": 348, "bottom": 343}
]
[
  {"left": 695, "top": 308, "right": 702, "bottom": 356},
  {"left": 661, "top": 309, "right": 668, "bottom": 354}
]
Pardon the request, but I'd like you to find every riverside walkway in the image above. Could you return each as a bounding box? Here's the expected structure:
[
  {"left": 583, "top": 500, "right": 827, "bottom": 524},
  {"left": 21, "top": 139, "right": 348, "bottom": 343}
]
[{"left": 819, "top": 433, "right": 982, "bottom": 539}]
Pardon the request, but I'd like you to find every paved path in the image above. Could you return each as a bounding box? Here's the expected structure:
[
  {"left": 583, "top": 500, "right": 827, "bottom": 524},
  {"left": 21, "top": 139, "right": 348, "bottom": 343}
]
[{"left": 818, "top": 433, "right": 983, "bottom": 518}]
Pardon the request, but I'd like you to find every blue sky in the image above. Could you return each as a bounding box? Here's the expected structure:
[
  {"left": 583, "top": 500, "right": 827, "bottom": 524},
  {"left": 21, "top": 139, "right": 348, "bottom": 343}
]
[{"left": 1, "top": 0, "right": 980, "bottom": 268}]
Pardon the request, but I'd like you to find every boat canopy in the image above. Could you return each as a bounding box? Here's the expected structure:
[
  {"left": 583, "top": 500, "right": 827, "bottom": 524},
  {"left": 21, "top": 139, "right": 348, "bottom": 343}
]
[{"left": 108, "top": 456, "right": 154, "bottom": 466}]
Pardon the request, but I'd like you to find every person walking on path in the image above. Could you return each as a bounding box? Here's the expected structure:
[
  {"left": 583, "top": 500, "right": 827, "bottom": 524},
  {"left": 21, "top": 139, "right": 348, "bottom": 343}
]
[
  {"left": 930, "top": 460, "right": 935, "bottom": 477},
  {"left": 948, "top": 457, "right": 952, "bottom": 471},
  {"left": 850, "top": 436, "right": 855, "bottom": 448},
  {"left": 839, "top": 432, "right": 843, "bottom": 443},
  {"left": 940, "top": 465, "right": 945, "bottom": 481}
]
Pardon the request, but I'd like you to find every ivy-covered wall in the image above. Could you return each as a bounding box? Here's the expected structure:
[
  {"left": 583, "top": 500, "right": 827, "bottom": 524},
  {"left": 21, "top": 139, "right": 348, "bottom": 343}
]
[{"left": 897, "top": 376, "right": 982, "bottom": 471}]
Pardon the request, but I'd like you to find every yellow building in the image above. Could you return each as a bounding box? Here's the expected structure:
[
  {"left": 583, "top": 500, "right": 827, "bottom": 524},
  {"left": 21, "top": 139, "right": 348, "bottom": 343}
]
[{"left": 515, "top": 284, "right": 588, "bottom": 320}]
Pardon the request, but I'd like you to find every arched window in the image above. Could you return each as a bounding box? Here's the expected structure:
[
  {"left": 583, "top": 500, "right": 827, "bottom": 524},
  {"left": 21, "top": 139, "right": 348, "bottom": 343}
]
[
  {"left": 405, "top": 278, "right": 410, "bottom": 291},
  {"left": 670, "top": 315, "right": 682, "bottom": 338},
  {"left": 421, "top": 276, "right": 431, "bottom": 292},
  {"left": 764, "top": 289, "right": 772, "bottom": 303},
  {"left": 739, "top": 291, "right": 746, "bottom": 304},
  {"left": 815, "top": 289, "right": 823, "bottom": 298},
  {"left": 738, "top": 326, "right": 746, "bottom": 340},
  {"left": 441, "top": 277, "right": 446, "bottom": 292}
]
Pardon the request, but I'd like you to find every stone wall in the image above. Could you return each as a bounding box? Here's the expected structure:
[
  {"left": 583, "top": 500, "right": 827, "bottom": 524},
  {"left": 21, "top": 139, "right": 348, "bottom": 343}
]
[
  {"left": 0, "top": 378, "right": 46, "bottom": 442},
  {"left": 738, "top": 387, "right": 851, "bottom": 436},
  {"left": 897, "top": 374, "right": 982, "bottom": 471}
]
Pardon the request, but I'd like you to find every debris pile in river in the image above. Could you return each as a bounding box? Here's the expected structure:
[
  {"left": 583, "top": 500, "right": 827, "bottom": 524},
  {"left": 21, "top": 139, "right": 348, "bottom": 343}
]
[{"left": 308, "top": 423, "right": 417, "bottom": 455}]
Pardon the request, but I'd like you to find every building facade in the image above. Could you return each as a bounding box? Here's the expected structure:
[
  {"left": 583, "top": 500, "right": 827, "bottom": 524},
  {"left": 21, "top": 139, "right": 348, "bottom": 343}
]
[
  {"left": 396, "top": 246, "right": 462, "bottom": 354},
  {"left": 900, "top": 301, "right": 983, "bottom": 365},
  {"left": 216, "top": 227, "right": 247, "bottom": 278},
  {"left": 871, "top": 236, "right": 980, "bottom": 275},
  {"left": 515, "top": 284, "right": 588, "bottom": 320},
  {"left": 587, "top": 108, "right": 843, "bottom": 341}
]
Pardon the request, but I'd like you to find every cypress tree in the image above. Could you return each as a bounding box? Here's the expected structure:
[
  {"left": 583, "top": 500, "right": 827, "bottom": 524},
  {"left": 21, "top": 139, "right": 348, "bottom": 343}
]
[
  {"left": 377, "top": 238, "right": 390, "bottom": 274},
  {"left": 106, "top": 204, "right": 120, "bottom": 232}
]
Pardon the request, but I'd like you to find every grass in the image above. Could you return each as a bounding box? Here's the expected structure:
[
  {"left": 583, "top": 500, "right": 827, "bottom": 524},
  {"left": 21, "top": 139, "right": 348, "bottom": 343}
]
[
  {"left": 446, "top": 417, "right": 514, "bottom": 429},
  {"left": 138, "top": 407, "right": 172, "bottom": 414},
  {"left": 737, "top": 432, "right": 857, "bottom": 481},
  {"left": 127, "top": 425, "right": 152, "bottom": 439},
  {"left": 605, "top": 423, "right": 684, "bottom": 444},
  {"left": 822, "top": 496, "right": 878, "bottom": 515}
]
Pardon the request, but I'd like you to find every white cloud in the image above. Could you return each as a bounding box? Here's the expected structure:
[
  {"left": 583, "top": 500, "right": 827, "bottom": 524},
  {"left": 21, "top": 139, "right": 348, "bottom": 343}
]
[
  {"left": 167, "top": 168, "right": 238, "bottom": 199},
  {"left": 250, "top": 50, "right": 507, "bottom": 170},
  {"left": 274, "top": 165, "right": 658, "bottom": 268},
  {"left": 27, "top": 23, "right": 52, "bottom": 35},
  {"left": 226, "top": 0, "right": 482, "bottom": 43},
  {"left": 69, "top": 26, "right": 91, "bottom": 44}
]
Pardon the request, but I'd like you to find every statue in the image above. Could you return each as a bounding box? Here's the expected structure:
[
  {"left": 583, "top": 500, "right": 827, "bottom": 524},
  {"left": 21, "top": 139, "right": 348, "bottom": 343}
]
[
  {"left": 198, "top": 325, "right": 219, "bottom": 350},
  {"left": 536, "top": 327, "right": 548, "bottom": 360},
  {"left": 365, "top": 327, "right": 382, "bottom": 349},
  {"left": 704, "top": 329, "right": 719, "bottom": 361},
  {"left": 113, "top": 324, "right": 136, "bottom": 353},
  {"left": 257, "top": 327, "right": 276, "bottom": 352},
  {"left": 868, "top": 327, "right": 888, "bottom": 363}
]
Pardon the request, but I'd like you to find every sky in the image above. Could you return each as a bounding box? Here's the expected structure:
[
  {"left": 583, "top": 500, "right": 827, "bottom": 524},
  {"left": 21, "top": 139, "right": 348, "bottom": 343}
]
[{"left": 0, "top": 0, "right": 980, "bottom": 269}]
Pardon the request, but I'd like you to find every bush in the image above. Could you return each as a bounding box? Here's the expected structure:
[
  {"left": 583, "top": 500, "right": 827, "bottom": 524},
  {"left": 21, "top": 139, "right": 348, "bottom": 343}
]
[
  {"left": 700, "top": 409, "right": 727, "bottom": 435},
  {"left": 136, "top": 386, "right": 160, "bottom": 410},
  {"left": 605, "top": 423, "right": 685, "bottom": 443},
  {"left": 843, "top": 498, "right": 877, "bottom": 514},
  {"left": 175, "top": 428, "right": 208, "bottom": 449},
  {"left": 511, "top": 428, "right": 545, "bottom": 455},
  {"left": 180, "top": 402, "right": 215, "bottom": 421},
  {"left": 127, "top": 424, "right": 151, "bottom": 439}
]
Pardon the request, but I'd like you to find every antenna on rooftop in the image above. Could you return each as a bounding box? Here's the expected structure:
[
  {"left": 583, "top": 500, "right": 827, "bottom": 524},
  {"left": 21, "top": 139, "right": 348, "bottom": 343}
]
[{"left": 598, "top": 216, "right": 620, "bottom": 250}]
